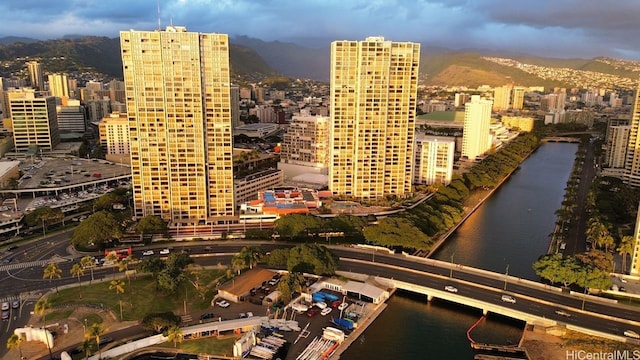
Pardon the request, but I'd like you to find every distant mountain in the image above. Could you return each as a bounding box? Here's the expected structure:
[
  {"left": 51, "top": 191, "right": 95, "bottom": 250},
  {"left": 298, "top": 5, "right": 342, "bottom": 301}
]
[
  {"left": 0, "top": 36, "right": 277, "bottom": 80},
  {"left": 233, "top": 36, "right": 330, "bottom": 81},
  {"left": 0, "top": 36, "right": 39, "bottom": 45}
]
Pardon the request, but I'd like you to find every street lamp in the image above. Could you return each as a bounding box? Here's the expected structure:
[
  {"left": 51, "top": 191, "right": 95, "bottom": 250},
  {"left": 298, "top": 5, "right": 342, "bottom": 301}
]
[
  {"left": 449, "top": 253, "right": 455, "bottom": 278},
  {"left": 41, "top": 218, "right": 46, "bottom": 237},
  {"left": 503, "top": 264, "right": 510, "bottom": 290}
]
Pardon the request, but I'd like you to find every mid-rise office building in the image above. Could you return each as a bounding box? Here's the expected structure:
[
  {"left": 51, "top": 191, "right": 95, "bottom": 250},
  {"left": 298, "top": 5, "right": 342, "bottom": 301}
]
[
  {"left": 413, "top": 135, "right": 455, "bottom": 186},
  {"left": 454, "top": 93, "right": 471, "bottom": 107},
  {"left": 462, "top": 95, "right": 492, "bottom": 160},
  {"left": 9, "top": 91, "right": 59, "bottom": 152},
  {"left": 501, "top": 116, "right": 534, "bottom": 132},
  {"left": 56, "top": 99, "right": 86, "bottom": 133},
  {"left": 329, "top": 36, "right": 420, "bottom": 199},
  {"left": 121, "top": 26, "right": 234, "bottom": 225},
  {"left": 47, "top": 74, "right": 70, "bottom": 98}
]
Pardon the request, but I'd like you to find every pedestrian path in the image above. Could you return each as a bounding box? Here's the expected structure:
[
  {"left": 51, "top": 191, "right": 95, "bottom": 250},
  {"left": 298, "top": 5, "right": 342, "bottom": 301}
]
[{"left": 0, "top": 255, "right": 69, "bottom": 272}]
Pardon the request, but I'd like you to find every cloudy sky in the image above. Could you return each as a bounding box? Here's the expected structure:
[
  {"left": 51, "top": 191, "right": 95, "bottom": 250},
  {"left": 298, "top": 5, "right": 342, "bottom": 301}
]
[{"left": 2, "top": 0, "right": 640, "bottom": 59}]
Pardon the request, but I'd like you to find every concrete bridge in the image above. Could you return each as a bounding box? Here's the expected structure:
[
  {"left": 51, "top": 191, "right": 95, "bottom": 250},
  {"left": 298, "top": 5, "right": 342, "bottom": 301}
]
[{"left": 541, "top": 136, "right": 581, "bottom": 143}]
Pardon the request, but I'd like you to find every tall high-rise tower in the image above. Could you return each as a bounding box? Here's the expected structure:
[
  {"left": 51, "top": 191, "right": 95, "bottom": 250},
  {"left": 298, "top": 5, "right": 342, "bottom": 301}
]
[
  {"left": 47, "top": 74, "right": 70, "bottom": 98},
  {"left": 120, "top": 26, "right": 234, "bottom": 225},
  {"left": 27, "top": 61, "right": 44, "bottom": 91},
  {"left": 462, "top": 95, "right": 493, "bottom": 160},
  {"left": 625, "top": 82, "right": 640, "bottom": 187},
  {"left": 329, "top": 36, "right": 420, "bottom": 199}
]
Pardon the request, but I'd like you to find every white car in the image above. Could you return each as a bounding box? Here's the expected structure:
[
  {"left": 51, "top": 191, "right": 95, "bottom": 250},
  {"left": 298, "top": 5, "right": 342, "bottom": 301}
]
[
  {"left": 314, "top": 301, "right": 328, "bottom": 309},
  {"left": 142, "top": 250, "right": 154, "bottom": 256},
  {"left": 501, "top": 295, "right": 516, "bottom": 304},
  {"left": 444, "top": 285, "right": 458, "bottom": 293},
  {"left": 321, "top": 307, "right": 332, "bottom": 316},
  {"left": 216, "top": 300, "right": 230, "bottom": 308},
  {"left": 160, "top": 248, "right": 170, "bottom": 255},
  {"left": 554, "top": 310, "right": 571, "bottom": 318},
  {"left": 337, "top": 302, "right": 349, "bottom": 311},
  {"left": 624, "top": 330, "right": 640, "bottom": 339},
  {"left": 620, "top": 278, "right": 628, "bottom": 283},
  {"left": 1, "top": 302, "right": 8, "bottom": 311}
]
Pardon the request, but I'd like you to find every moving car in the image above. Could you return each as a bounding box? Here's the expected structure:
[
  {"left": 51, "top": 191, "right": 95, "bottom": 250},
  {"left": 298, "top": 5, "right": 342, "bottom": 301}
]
[
  {"left": 142, "top": 250, "right": 154, "bottom": 256},
  {"left": 11, "top": 300, "right": 19, "bottom": 309},
  {"left": 200, "top": 313, "right": 215, "bottom": 321},
  {"left": 624, "top": 330, "right": 640, "bottom": 339},
  {"left": 216, "top": 300, "right": 230, "bottom": 308},
  {"left": 444, "top": 285, "right": 458, "bottom": 293},
  {"left": 501, "top": 295, "right": 516, "bottom": 304},
  {"left": 554, "top": 310, "right": 571, "bottom": 318},
  {"left": 1, "top": 302, "right": 9, "bottom": 311},
  {"left": 160, "top": 248, "right": 170, "bottom": 255},
  {"left": 1, "top": 311, "right": 8, "bottom": 320}
]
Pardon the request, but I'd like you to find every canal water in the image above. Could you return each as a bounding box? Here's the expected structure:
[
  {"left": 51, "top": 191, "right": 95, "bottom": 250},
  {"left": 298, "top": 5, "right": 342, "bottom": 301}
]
[{"left": 342, "top": 142, "right": 578, "bottom": 359}]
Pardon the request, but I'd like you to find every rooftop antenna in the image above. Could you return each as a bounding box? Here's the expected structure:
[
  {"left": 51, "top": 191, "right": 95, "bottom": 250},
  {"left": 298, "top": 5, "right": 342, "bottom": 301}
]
[{"left": 157, "top": 0, "right": 161, "bottom": 30}]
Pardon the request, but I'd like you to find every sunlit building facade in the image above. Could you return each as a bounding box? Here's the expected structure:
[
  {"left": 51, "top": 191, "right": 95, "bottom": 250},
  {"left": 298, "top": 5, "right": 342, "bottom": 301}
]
[
  {"left": 462, "top": 95, "right": 493, "bottom": 160},
  {"left": 413, "top": 135, "right": 455, "bottom": 186},
  {"left": 625, "top": 82, "right": 640, "bottom": 187},
  {"left": 121, "top": 26, "right": 234, "bottom": 225},
  {"left": 329, "top": 36, "right": 420, "bottom": 199}
]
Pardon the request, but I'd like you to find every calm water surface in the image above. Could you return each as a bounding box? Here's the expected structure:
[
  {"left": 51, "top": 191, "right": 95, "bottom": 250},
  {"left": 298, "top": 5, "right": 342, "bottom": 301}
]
[{"left": 342, "top": 143, "right": 578, "bottom": 359}]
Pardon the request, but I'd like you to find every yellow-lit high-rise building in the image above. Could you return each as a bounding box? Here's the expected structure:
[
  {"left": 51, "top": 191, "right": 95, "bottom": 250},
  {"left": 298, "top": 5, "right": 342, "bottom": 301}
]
[
  {"left": 329, "top": 36, "right": 420, "bottom": 199},
  {"left": 47, "top": 74, "right": 70, "bottom": 99},
  {"left": 625, "top": 81, "right": 640, "bottom": 187},
  {"left": 120, "top": 26, "right": 234, "bottom": 225}
]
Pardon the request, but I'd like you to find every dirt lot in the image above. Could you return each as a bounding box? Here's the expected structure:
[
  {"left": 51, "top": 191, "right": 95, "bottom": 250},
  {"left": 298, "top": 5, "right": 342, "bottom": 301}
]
[{"left": 521, "top": 329, "right": 640, "bottom": 360}]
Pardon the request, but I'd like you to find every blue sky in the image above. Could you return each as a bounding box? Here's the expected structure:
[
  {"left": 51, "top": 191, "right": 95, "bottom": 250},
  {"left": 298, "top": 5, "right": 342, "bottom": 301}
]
[{"left": 2, "top": 0, "right": 640, "bottom": 60}]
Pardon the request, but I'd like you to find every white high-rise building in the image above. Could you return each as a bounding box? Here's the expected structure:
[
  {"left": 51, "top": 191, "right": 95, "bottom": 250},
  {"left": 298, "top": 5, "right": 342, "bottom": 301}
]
[
  {"left": 625, "top": 82, "right": 640, "bottom": 187},
  {"left": 462, "top": 95, "right": 493, "bottom": 160},
  {"left": 413, "top": 135, "right": 455, "bottom": 185},
  {"left": 329, "top": 36, "right": 420, "bottom": 199},
  {"left": 121, "top": 26, "right": 234, "bottom": 224},
  {"left": 9, "top": 91, "right": 59, "bottom": 151},
  {"left": 99, "top": 112, "right": 130, "bottom": 155}
]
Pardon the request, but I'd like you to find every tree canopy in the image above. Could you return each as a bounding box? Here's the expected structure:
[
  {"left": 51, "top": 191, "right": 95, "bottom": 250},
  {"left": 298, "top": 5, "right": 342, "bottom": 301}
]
[
  {"left": 71, "top": 211, "right": 123, "bottom": 249},
  {"left": 286, "top": 243, "right": 338, "bottom": 275},
  {"left": 135, "top": 215, "right": 168, "bottom": 234}
]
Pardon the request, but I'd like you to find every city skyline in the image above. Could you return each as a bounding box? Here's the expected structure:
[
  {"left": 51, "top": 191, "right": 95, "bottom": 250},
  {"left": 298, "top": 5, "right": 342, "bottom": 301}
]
[{"left": 2, "top": 1, "right": 640, "bottom": 61}]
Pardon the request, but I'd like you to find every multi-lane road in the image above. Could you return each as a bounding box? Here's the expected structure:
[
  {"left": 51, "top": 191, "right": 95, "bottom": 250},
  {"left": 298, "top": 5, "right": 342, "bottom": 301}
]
[{"left": 1, "top": 240, "right": 639, "bottom": 358}]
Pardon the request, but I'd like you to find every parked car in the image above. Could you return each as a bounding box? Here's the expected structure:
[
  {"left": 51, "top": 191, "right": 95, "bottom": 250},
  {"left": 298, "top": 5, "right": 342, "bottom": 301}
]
[
  {"left": 246, "top": 312, "right": 254, "bottom": 317},
  {"left": 338, "top": 302, "right": 349, "bottom": 311},
  {"left": 216, "top": 300, "right": 230, "bottom": 308},
  {"left": 321, "top": 308, "right": 332, "bottom": 316},
  {"left": 314, "top": 301, "right": 328, "bottom": 309},
  {"left": 306, "top": 308, "right": 320, "bottom": 317},
  {"left": 200, "top": 313, "right": 215, "bottom": 321}
]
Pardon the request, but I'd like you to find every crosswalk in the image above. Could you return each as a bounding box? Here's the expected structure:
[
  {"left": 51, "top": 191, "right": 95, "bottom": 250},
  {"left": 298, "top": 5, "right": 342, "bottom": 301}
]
[{"left": 0, "top": 255, "right": 70, "bottom": 272}]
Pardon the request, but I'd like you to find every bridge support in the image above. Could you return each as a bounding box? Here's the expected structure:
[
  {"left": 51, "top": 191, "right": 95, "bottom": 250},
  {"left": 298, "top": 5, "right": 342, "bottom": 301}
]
[
  {"left": 482, "top": 309, "right": 488, "bottom": 316},
  {"left": 427, "top": 295, "right": 433, "bottom": 302}
]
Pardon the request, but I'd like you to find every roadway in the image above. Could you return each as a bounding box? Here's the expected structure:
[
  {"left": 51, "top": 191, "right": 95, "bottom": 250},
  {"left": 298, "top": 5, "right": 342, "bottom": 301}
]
[{"left": 2, "top": 241, "right": 640, "bottom": 358}]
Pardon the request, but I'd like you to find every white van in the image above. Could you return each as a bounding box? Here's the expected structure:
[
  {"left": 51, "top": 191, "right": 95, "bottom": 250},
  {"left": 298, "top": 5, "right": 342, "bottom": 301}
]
[{"left": 501, "top": 295, "right": 516, "bottom": 303}]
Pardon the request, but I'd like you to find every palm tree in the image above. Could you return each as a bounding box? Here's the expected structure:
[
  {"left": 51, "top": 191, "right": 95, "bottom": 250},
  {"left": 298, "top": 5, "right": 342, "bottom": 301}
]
[
  {"left": 6, "top": 333, "right": 24, "bottom": 359},
  {"left": 86, "top": 323, "right": 106, "bottom": 360},
  {"left": 34, "top": 297, "right": 53, "bottom": 360},
  {"left": 231, "top": 254, "right": 246, "bottom": 275},
  {"left": 43, "top": 261, "right": 62, "bottom": 293},
  {"left": 242, "top": 246, "right": 262, "bottom": 269},
  {"left": 80, "top": 338, "right": 93, "bottom": 360},
  {"left": 618, "top": 235, "right": 635, "bottom": 273},
  {"left": 109, "top": 279, "right": 125, "bottom": 320},
  {"left": 80, "top": 256, "right": 95, "bottom": 284},
  {"left": 70, "top": 263, "right": 85, "bottom": 298},
  {"left": 166, "top": 325, "right": 183, "bottom": 348}
]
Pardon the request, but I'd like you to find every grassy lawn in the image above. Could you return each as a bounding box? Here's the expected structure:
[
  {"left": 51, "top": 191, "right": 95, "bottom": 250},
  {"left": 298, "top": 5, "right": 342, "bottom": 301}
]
[
  {"left": 46, "top": 268, "right": 228, "bottom": 321},
  {"left": 156, "top": 336, "right": 238, "bottom": 356},
  {"left": 46, "top": 309, "right": 74, "bottom": 322}
]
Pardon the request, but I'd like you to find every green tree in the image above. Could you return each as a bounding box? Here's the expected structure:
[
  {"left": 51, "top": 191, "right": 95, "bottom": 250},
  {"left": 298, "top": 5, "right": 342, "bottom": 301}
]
[
  {"left": 34, "top": 297, "right": 53, "bottom": 360},
  {"left": 287, "top": 244, "right": 338, "bottom": 275},
  {"left": 24, "top": 206, "right": 63, "bottom": 229},
  {"left": 618, "top": 235, "right": 634, "bottom": 273},
  {"left": 264, "top": 248, "right": 289, "bottom": 267},
  {"left": 86, "top": 323, "right": 106, "bottom": 360},
  {"left": 71, "top": 211, "right": 122, "bottom": 249},
  {"left": 43, "top": 261, "right": 62, "bottom": 293},
  {"left": 166, "top": 325, "right": 183, "bottom": 348},
  {"left": 80, "top": 338, "right": 93, "bottom": 360},
  {"left": 70, "top": 263, "right": 85, "bottom": 298},
  {"left": 141, "top": 312, "right": 181, "bottom": 334},
  {"left": 109, "top": 279, "right": 126, "bottom": 320},
  {"left": 80, "top": 256, "right": 96, "bottom": 284},
  {"left": 138, "top": 257, "right": 166, "bottom": 290},
  {"left": 6, "top": 333, "right": 24, "bottom": 359},
  {"left": 363, "top": 217, "right": 432, "bottom": 250},
  {"left": 231, "top": 254, "right": 246, "bottom": 275},
  {"left": 136, "top": 215, "right": 169, "bottom": 234}
]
